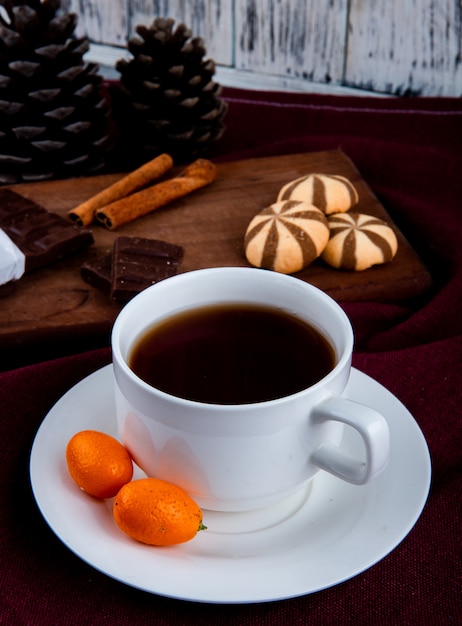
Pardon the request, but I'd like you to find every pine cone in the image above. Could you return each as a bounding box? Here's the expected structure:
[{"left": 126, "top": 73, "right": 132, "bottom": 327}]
[
  {"left": 0, "top": 0, "right": 112, "bottom": 183},
  {"left": 111, "top": 17, "right": 227, "bottom": 164}
]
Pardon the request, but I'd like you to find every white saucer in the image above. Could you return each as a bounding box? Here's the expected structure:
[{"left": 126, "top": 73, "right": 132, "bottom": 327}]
[{"left": 30, "top": 365, "right": 431, "bottom": 604}]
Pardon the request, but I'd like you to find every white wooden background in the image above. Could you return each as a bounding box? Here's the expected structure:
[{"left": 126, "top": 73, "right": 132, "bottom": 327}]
[{"left": 61, "top": 0, "right": 462, "bottom": 96}]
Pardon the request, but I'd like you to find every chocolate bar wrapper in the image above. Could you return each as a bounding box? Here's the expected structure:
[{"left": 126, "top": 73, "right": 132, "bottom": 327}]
[{"left": 0, "top": 229, "right": 25, "bottom": 284}]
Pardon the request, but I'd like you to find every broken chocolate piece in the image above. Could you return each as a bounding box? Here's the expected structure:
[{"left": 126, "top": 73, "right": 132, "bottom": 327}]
[
  {"left": 0, "top": 189, "right": 93, "bottom": 274},
  {"left": 111, "top": 236, "right": 184, "bottom": 302},
  {"left": 80, "top": 237, "right": 184, "bottom": 303},
  {"left": 80, "top": 253, "right": 112, "bottom": 293}
]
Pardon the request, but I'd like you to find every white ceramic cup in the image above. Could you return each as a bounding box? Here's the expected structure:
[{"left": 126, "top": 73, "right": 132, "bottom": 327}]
[{"left": 112, "top": 267, "right": 390, "bottom": 512}]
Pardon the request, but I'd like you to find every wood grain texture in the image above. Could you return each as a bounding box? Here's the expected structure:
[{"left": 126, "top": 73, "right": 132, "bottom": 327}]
[
  {"left": 0, "top": 151, "right": 432, "bottom": 353},
  {"left": 62, "top": 0, "right": 128, "bottom": 46},
  {"left": 235, "top": 0, "right": 348, "bottom": 85},
  {"left": 72, "top": 0, "right": 462, "bottom": 96},
  {"left": 346, "top": 0, "right": 462, "bottom": 95}
]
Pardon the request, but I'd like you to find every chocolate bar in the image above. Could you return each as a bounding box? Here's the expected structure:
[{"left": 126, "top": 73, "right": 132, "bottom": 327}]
[
  {"left": 0, "top": 188, "right": 43, "bottom": 225},
  {"left": 0, "top": 189, "right": 94, "bottom": 275},
  {"left": 81, "top": 236, "right": 184, "bottom": 303},
  {"left": 80, "top": 253, "right": 112, "bottom": 294},
  {"left": 111, "top": 236, "right": 184, "bottom": 302}
]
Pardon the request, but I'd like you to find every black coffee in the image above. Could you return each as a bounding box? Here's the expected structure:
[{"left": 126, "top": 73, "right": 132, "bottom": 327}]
[{"left": 129, "top": 303, "right": 335, "bottom": 404}]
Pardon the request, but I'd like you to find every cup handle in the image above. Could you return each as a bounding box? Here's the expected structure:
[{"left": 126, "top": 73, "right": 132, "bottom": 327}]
[{"left": 310, "top": 397, "right": 390, "bottom": 485}]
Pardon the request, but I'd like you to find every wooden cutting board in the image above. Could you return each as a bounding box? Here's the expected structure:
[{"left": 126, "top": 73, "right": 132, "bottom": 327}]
[{"left": 0, "top": 149, "right": 432, "bottom": 353}]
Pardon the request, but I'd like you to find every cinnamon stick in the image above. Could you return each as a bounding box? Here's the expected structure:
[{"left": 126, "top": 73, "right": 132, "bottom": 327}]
[
  {"left": 68, "top": 153, "right": 174, "bottom": 227},
  {"left": 95, "top": 159, "right": 217, "bottom": 230}
]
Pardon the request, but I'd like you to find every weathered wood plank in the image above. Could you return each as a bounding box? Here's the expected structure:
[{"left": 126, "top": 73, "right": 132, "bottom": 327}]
[
  {"left": 63, "top": 0, "right": 462, "bottom": 96},
  {"left": 346, "top": 0, "right": 462, "bottom": 96},
  {"left": 235, "top": 0, "right": 348, "bottom": 85},
  {"left": 62, "top": 0, "right": 128, "bottom": 46}
]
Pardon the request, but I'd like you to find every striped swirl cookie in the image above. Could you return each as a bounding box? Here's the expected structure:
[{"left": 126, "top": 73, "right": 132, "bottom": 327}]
[
  {"left": 244, "top": 200, "right": 329, "bottom": 274},
  {"left": 321, "top": 212, "right": 398, "bottom": 271},
  {"left": 277, "top": 173, "right": 359, "bottom": 214}
]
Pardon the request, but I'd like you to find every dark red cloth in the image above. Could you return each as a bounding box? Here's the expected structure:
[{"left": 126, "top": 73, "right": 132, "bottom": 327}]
[{"left": 1, "top": 89, "right": 461, "bottom": 624}]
